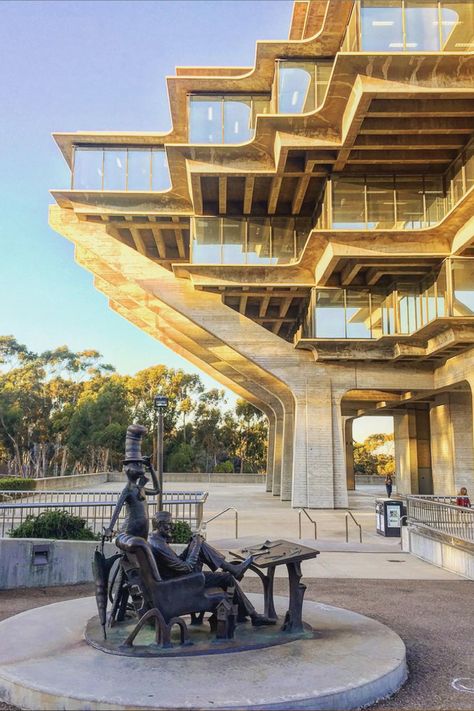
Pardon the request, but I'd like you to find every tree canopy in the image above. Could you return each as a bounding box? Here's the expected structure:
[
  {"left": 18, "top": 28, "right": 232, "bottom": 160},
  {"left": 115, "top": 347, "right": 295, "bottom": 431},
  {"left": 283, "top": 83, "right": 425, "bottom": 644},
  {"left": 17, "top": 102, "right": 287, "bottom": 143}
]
[{"left": 0, "top": 336, "right": 268, "bottom": 477}]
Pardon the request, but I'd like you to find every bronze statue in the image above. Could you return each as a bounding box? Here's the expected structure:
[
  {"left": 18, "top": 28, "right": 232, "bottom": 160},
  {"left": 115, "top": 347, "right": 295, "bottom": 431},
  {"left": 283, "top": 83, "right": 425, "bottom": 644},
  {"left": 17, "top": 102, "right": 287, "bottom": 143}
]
[
  {"left": 104, "top": 424, "right": 159, "bottom": 539},
  {"left": 148, "top": 510, "right": 275, "bottom": 627}
]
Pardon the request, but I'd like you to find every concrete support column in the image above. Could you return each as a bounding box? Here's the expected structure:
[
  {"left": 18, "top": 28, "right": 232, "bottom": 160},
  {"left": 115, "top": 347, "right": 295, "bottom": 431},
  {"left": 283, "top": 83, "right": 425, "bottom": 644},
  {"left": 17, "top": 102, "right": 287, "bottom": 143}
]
[
  {"left": 445, "top": 389, "right": 474, "bottom": 493},
  {"left": 265, "top": 415, "right": 276, "bottom": 493},
  {"left": 430, "top": 395, "right": 456, "bottom": 494},
  {"left": 291, "top": 380, "right": 335, "bottom": 509},
  {"left": 280, "top": 408, "right": 295, "bottom": 502},
  {"left": 394, "top": 408, "right": 432, "bottom": 495},
  {"left": 345, "top": 418, "right": 355, "bottom": 492},
  {"left": 272, "top": 416, "right": 284, "bottom": 497},
  {"left": 332, "top": 391, "right": 349, "bottom": 508}
]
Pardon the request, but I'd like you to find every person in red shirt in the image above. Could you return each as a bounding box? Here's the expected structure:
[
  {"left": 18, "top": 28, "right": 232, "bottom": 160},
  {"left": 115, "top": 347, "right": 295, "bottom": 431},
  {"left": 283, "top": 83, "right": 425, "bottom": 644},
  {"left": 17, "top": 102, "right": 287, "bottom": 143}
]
[{"left": 456, "top": 487, "right": 471, "bottom": 508}]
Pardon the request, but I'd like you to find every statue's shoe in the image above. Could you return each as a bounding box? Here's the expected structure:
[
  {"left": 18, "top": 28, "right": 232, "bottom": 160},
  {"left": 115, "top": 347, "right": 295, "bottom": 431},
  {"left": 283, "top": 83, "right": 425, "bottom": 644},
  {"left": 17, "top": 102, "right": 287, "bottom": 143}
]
[
  {"left": 251, "top": 614, "right": 277, "bottom": 627},
  {"left": 223, "top": 555, "right": 254, "bottom": 581}
]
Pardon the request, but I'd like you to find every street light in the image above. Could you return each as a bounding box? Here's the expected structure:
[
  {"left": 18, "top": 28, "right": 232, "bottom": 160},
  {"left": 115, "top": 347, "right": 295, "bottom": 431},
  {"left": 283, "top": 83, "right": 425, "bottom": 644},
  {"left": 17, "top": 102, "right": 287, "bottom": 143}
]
[{"left": 154, "top": 394, "right": 168, "bottom": 510}]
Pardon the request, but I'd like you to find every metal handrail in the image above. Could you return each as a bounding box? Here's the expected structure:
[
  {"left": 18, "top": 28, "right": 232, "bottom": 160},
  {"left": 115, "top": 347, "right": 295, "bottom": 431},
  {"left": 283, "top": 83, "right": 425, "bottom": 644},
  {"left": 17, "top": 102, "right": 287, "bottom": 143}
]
[
  {"left": 345, "top": 511, "right": 363, "bottom": 543},
  {"left": 298, "top": 508, "right": 317, "bottom": 540},
  {"left": 200, "top": 507, "right": 239, "bottom": 539}
]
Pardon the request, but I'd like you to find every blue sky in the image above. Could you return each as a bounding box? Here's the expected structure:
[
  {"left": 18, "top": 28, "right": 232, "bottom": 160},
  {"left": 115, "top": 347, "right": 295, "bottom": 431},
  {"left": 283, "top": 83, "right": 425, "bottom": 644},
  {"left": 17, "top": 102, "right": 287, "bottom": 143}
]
[{"left": 0, "top": 0, "right": 391, "bottom": 440}]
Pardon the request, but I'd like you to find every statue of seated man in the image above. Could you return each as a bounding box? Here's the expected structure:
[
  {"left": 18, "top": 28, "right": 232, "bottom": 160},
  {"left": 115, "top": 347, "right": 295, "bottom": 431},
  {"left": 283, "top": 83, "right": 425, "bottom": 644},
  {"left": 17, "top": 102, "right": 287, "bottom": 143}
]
[{"left": 148, "top": 511, "right": 275, "bottom": 627}]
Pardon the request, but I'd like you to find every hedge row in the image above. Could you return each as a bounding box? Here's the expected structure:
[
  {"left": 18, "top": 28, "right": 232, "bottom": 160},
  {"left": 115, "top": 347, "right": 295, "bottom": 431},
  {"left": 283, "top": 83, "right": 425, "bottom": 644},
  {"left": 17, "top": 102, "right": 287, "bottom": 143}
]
[{"left": 0, "top": 477, "right": 36, "bottom": 491}]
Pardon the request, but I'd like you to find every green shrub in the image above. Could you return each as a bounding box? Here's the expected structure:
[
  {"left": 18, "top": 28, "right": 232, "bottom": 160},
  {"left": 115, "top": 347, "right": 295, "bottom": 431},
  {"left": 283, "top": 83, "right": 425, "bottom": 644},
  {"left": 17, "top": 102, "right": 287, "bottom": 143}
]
[
  {"left": 214, "top": 460, "right": 234, "bottom": 473},
  {"left": 0, "top": 477, "right": 35, "bottom": 491},
  {"left": 8, "top": 509, "right": 99, "bottom": 540},
  {"left": 171, "top": 519, "right": 193, "bottom": 544}
]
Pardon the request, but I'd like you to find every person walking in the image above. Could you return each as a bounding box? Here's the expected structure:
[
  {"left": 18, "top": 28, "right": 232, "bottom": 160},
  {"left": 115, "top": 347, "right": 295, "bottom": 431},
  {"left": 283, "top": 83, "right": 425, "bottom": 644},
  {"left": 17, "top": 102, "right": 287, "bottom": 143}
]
[
  {"left": 385, "top": 474, "right": 393, "bottom": 499},
  {"left": 456, "top": 487, "right": 471, "bottom": 508}
]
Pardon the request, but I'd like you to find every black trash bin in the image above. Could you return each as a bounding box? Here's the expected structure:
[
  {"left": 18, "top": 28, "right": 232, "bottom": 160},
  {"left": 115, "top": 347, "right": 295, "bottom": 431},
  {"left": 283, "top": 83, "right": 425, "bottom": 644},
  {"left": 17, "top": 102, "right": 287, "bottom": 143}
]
[{"left": 375, "top": 498, "right": 403, "bottom": 537}]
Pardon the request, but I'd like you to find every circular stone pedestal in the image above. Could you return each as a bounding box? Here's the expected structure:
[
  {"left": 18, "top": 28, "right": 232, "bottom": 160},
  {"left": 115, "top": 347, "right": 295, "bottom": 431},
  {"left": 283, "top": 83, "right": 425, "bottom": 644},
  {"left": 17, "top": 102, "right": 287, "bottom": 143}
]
[{"left": 0, "top": 595, "right": 407, "bottom": 711}]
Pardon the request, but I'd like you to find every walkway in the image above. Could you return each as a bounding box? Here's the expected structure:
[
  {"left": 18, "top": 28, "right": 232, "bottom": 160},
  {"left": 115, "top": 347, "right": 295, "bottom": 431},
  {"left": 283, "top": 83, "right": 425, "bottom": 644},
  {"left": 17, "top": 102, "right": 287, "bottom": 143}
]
[{"left": 92, "top": 479, "right": 460, "bottom": 581}]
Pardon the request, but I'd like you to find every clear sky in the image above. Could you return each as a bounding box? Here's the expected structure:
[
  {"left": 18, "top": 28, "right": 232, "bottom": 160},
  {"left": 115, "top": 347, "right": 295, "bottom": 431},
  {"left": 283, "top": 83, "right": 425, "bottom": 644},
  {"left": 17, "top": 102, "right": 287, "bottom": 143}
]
[{"left": 0, "top": 0, "right": 390, "bottom": 441}]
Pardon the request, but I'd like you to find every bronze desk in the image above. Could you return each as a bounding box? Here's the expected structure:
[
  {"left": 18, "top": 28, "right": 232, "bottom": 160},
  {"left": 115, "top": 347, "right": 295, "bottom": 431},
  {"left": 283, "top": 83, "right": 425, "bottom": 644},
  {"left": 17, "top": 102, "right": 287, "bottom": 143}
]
[{"left": 230, "top": 539, "right": 319, "bottom": 633}]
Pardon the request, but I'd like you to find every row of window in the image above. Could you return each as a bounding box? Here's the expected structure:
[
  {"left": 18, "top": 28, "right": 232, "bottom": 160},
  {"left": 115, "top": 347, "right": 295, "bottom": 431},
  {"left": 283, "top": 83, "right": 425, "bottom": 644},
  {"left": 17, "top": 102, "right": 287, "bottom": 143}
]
[
  {"left": 301, "top": 259, "right": 474, "bottom": 340},
  {"left": 343, "top": 1, "right": 474, "bottom": 53},
  {"left": 72, "top": 147, "right": 170, "bottom": 191},
  {"left": 316, "top": 143, "right": 474, "bottom": 230},
  {"left": 191, "top": 216, "right": 311, "bottom": 265}
]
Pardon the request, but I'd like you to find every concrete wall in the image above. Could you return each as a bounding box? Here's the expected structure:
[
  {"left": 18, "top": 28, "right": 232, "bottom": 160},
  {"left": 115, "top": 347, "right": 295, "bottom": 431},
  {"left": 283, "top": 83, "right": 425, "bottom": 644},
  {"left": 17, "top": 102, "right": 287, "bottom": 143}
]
[
  {"left": 409, "top": 527, "right": 474, "bottom": 580},
  {"left": 107, "top": 472, "right": 265, "bottom": 485},
  {"left": 32, "top": 473, "right": 108, "bottom": 490},
  {"left": 0, "top": 538, "right": 186, "bottom": 590}
]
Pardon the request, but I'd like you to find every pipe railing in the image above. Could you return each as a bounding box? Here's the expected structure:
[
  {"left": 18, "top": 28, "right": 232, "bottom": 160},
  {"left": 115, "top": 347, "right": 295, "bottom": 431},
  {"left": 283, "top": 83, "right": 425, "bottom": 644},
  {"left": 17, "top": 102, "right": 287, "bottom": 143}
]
[
  {"left": 345, "top": 511, "right": 363, "bottom": 544},
  {"left": 407, "top": 496, "right": 474, "bottom": 545},
  {"left": 298, "top": 508, "right": 318, "bottom": 540},
  {"left": 200, "top": 507, "right": 239, "bottom": 539}
]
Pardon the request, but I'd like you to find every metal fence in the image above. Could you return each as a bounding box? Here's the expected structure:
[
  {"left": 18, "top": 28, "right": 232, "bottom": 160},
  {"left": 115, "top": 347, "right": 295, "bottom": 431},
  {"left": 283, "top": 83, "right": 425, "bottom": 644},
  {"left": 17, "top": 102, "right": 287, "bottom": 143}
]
[
  {"left": 0, "top": 489, "right": 207, "bottom": 537},
  {"left": 407, "top": 495, "right": 474, "bottom": 545}
]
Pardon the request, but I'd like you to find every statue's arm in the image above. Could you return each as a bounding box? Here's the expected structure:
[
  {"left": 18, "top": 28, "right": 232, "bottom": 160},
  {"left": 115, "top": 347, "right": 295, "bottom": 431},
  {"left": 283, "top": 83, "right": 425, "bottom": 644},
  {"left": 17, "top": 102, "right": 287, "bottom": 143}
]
[
  {"left": 104, "top": 489, "right": 128, "bottom": 537},
  {"left": 149, "top": 536, "right": 201, "bottom": 574},
  {"left": 143, "top": 457, "right": 160, "bottom": 495}
]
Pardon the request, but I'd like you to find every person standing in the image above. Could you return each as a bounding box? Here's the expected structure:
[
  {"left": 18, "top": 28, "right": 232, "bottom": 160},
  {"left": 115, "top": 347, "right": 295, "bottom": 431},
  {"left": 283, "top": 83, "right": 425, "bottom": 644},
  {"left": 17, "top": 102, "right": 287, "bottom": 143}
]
[
  {"left": 456, "top": 487, "right": 471, "bottom": 508},
  {"left": 385, "top": 474, "right": 393, "bottom": 499}
]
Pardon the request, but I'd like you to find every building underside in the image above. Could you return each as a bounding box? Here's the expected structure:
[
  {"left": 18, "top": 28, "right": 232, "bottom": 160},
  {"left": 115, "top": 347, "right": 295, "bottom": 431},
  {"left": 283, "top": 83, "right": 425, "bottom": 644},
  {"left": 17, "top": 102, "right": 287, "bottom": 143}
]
[{"left": 50, "top": 0, "right": 474, "bottom": 507}]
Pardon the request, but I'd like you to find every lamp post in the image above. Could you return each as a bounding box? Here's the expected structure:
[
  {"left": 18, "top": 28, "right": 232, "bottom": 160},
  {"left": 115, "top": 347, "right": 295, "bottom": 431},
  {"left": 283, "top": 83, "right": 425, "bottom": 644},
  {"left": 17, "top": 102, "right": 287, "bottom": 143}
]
[{"left": 154, "top": 394, "right": 168, "bottom": 510}]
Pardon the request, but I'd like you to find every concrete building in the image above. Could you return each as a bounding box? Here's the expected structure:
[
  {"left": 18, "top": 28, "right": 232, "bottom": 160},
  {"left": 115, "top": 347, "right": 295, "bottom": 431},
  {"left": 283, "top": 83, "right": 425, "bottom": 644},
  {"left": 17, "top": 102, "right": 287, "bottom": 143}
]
[{"left": 50, "top": 0, "right": 474, "bottom": 508}]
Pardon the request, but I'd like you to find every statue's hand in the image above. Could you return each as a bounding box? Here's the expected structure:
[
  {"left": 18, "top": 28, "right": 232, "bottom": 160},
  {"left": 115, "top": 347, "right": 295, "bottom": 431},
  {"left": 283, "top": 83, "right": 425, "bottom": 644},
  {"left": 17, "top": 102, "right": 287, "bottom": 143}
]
[{"left": 142, "top": 455, "right": 152, "bottom": 468}]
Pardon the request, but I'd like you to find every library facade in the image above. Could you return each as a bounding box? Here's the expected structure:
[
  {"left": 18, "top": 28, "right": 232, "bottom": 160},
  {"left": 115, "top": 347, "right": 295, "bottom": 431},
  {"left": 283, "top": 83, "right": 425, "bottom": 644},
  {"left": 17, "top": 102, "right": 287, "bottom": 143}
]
[{"left": 50, "top": 0, "right": 474, "bottom": 507}]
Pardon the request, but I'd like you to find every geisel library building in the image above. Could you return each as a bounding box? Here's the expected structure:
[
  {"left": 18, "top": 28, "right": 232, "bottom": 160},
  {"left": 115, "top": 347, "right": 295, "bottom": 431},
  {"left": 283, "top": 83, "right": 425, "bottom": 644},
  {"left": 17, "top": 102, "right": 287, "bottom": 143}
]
[{"left": 50, "top": 0, "right": 474, "bottom": 509}]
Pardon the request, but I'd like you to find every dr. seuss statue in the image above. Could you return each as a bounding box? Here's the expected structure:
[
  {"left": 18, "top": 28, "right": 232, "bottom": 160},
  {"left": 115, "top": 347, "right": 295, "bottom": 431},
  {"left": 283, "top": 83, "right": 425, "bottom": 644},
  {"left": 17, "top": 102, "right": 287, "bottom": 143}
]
[{"left": 104, "top": 424, "right": 159, "bottom": 539}]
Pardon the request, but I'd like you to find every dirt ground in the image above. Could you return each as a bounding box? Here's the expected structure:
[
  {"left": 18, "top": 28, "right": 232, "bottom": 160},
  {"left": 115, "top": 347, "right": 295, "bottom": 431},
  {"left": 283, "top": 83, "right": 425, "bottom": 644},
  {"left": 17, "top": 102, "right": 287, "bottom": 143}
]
[{"left": 1, "top": 578, "right": 473, "bottom": 711}]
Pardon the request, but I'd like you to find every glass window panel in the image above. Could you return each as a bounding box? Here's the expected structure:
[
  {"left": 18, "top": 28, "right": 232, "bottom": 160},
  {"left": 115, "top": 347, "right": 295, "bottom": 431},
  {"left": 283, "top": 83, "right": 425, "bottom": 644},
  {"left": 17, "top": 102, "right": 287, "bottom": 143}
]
[
  {"left": 295, "top": 218, "right": 311, "bottom": 259},
  {"left": 452, "top": 259, "right": 474, "bottom": 315},
  {"left": 315, "top": 290, "right": 346, "bottom": 338},
  {"left": 278, "top": 62, "right": 315, "bottom": 113},
  {"left": 346, "top": 290, "right": 372, "bottom": 338},
  {"left": 395, "top": 175, "right": 424, "bottom": 228},
  {"left": 451, "top": 157, "right": 464, "bottom": 203},
  {"left": 315, "top": 62, "right": 332, "bottom": 107},
  {"left": 272, "top": 217, "right": 295, "bottom": 264},
  {"left": 405, "top": 2, "right": 441, "bottom": 51},
  {"left": 251, "top": 98, "right": 270, "bottom": 132},
  {"left": 342, "top": 3, "right": 360, "bottom": 51},
  {"left": 189, "top": 97, "right": 222, "bottom": 143},
  {"left": 222, "top": 218, "right": 246, "bottom": 264},
  {"left": 151, "top": 149, "right": 171, "bottom": 191},
  {"left": 397, "top": 288, "right": 419, "bottom": 333},
  {"left": 370, "top": 292, "right": 384, "bottom": 338},
  {"left": 366, "top": 176, "right": 395, "bottom": 228},
  {"left": 332, "top": 176, "right": 366, "bottom": 228},
  {"left": 191, "top": 218, "right": 221, "bottom": 263},
  {"left": 223, "top": 98, "right": 252, "bottom": 144},
  {"left": 381, "top": 293, "right": 395, "bottom": 334},
  {"left": 247, "top": 218, "right": 272, "bottom": 264},
  {"left": 73, "top": 148, "right": 103, "bottom": 190},
  {"left": 103, "top": 149, "right": 126, "bottom": 190},
  {"left": 360, "top": 1, "right": 403, "bottom": 51},
  {"left": 441, "top": 2, "right": 474, "bottom": 51},
  {"left": 127, "top": 150, "right": 151, "bottom": 190},
  {"left": 435, "top": 263, "right": 447, "bottom": 317},
  {"left": 424, "top": 175, "right": 446, "bottom": 226},
  {"left": 465, "top": 144, "right": 474, "bottom": 193}
]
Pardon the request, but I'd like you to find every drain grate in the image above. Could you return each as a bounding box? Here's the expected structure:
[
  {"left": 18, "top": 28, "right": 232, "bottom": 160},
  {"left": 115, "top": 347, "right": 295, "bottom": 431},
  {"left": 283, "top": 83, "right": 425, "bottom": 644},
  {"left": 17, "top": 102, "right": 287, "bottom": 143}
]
[{"left": 387, "top": 559, "right": 405, "bottom": 563}]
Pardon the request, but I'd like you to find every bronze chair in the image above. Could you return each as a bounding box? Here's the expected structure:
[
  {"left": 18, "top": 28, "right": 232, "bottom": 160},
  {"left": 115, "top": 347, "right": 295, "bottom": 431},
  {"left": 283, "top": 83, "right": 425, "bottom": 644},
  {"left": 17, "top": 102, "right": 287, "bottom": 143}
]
[{"left": 114, "top": 533, "right": 236, "bottom": 648}]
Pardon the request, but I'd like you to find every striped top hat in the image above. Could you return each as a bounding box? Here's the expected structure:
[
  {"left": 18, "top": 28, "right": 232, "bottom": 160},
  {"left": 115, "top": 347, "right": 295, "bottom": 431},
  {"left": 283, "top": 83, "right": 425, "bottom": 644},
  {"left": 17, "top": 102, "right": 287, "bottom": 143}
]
[{"left": 123, "top": 424, "right": 147, "bottom": 464}]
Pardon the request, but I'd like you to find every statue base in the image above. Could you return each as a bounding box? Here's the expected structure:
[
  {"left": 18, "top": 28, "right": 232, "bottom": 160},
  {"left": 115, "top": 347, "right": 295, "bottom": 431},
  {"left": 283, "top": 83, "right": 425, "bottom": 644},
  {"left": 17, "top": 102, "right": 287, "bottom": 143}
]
[
  {"left": 0, "top": 594, "right": 407, "bottom": 710},
  {"left": 85, "top": 613, "right": 314, "bottom": 657}
]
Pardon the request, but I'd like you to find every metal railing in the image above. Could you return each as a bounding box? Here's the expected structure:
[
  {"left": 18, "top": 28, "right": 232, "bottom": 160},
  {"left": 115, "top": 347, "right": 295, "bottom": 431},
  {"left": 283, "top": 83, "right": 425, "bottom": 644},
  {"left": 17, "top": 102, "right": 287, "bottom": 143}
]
[
  {"left": 407, "top": 496, "right": 474, "bottom": 545},
  {"left": 345, "top": 511, "right": 363, "bottom": 544},
  {"left": 200, "top": 507, "right": 239, "bottom": 539},
  {"left": 0, "top": 489, "right": 208, "bottom": 537},
  {"left": 298, "top": 508, "right": 318, "bottom": 540}
]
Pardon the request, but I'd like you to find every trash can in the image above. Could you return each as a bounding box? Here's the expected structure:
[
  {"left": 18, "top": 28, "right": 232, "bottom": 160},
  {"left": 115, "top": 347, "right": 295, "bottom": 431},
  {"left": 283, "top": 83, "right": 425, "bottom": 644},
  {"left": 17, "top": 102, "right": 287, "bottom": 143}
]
[{"left": 376, "top": 498, "right": 403, "bottom": 537}]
